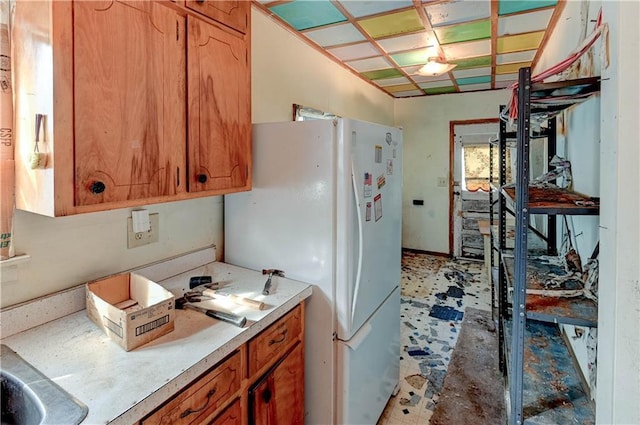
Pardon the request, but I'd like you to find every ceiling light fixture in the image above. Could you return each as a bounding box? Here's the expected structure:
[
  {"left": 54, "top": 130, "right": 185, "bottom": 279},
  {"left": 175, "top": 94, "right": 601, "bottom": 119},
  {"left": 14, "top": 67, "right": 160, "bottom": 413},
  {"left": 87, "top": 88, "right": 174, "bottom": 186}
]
[{"left": 416, "top": 57, "right": 457, "bottom": 77}]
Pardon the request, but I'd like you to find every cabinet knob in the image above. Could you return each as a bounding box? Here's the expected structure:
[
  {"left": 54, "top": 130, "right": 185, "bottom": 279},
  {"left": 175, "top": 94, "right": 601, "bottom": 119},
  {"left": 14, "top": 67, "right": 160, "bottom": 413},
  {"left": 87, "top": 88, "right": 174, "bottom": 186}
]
[
  {"left": 197, "top": 174, "right": 208, "bottom": 184},
  {"left": 262, "top": 388, "right": 272, "bottom": 404},
  {"left": 89, "top": 181, "right": 106, "bottom": 194}
]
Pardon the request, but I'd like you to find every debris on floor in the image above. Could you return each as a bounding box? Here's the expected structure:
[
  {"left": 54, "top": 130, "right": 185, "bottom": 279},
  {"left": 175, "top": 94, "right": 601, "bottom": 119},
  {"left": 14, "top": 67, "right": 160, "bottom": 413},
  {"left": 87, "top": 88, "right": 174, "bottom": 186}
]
[{"left": 378, "top": 252, "right": 492, "bottom": 425}]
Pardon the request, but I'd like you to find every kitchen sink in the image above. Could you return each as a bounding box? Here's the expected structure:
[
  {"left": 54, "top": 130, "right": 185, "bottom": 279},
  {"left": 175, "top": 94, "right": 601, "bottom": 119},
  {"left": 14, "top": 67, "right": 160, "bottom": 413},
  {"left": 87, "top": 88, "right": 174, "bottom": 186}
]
[{"left": 1, "top": 344, "right": 88, "bottom": 425}]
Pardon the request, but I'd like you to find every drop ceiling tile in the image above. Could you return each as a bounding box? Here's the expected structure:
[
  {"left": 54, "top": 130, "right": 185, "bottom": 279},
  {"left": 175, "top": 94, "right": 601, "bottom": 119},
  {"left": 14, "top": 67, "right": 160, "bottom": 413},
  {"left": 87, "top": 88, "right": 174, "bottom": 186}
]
[
  {"left": 358, "top": 9, "right": 424, "bottom": 39},
  {"left": 374, "top": 76, "right": 412, "bottom": 87},
  {"left": 450, "top": 55, "right": 491, "bottom": 69},
  {"left": 456, "top": 75, "right": 491, "bottom": 86},
  {"left": 496, "top": 50, "right": 536, "bottom": 65},
  {"left": 418, "top": 79, "right": 455, "bottom": 89},
  {"left": 347, "top": 56, "right": 392, "bottom": 72},
  {"left": 377, "top": 31, "right": 437, "bottom": 53},
  {"left": 452, "top": 66, "right": 491, "bottom": 79},
  {"left": 498, "top": 0, "right": 557, "bottom": 16},
  {"left": 269, "top": 1, "right": 347, "bottom": 31},
  {"left": 304, "top": 23, "right": 366, "bottom": 47},
  {"left": 340, "top": 0, "right": 414, "bottom": 18},
  {"left": 495, "top": 72, "right": 518, "bottom": 82},
  {"left": 498, "top": 8, "right": 554, "bottom": 36},
  {"left": 434, "top": 19, "right": 491, "bottom": 45},
  {"left": 385, "top": 83, "right": 419, "bottom": 93},
  {"left": 497, "top": 31, "right": 545, "bottom": 53},
  {"left": 393, "top": 89, "right": 425, "bottom": 97},
  {"left": 494, "top": 80, "right": 517, "bottom": 89},
  {"left": 458, "top": 82, "right": 492, "bottom": 91},
  {"left": 361, "top": 68, "right": 404, "bottom": 80},
  {"left": 441, "top": 39, "right": 491, "bottom": 60},
  {"left": 328, "top": 42, "right": 380, "bottom": 61},
  {"left": 390, "top": 48, "right": 431, "bottom": 67},
  {"left": 496, "top": 62, "right": 531, "bottom": 74},
  {"left": 425, "top": 1, "right": 491, "bottom": 27},
  {"left": 424, "top": 86, "right": 457, "bottom": 95}
]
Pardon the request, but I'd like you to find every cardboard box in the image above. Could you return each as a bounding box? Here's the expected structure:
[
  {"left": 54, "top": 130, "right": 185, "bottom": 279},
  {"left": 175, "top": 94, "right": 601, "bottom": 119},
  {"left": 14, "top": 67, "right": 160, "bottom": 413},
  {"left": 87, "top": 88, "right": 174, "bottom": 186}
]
[{"left": 86, "top": 272, "right": 175, "bottom": 351}]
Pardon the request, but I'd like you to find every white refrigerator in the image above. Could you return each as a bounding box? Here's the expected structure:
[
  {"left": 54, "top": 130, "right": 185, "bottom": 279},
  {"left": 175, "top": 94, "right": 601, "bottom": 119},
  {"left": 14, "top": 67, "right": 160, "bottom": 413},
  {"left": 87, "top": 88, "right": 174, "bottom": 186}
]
[{"left": 224, "top": 118, "right": 402, "bottom": 424}]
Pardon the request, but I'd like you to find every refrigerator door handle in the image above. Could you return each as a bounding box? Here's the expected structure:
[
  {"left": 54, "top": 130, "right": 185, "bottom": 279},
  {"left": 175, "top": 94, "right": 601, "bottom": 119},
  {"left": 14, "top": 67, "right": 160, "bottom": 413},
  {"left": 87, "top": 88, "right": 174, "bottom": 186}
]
[{"left": 350, "top": 158, "right": 364, "bottom": 325}]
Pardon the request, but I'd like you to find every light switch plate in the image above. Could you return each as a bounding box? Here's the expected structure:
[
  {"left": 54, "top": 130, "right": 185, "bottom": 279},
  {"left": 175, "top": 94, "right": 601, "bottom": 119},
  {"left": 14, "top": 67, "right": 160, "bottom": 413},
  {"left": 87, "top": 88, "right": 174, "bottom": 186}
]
[
  {"left": 437, "top": 177, "right": 447, "bottom": 187},
  {"left": 127, "top": 213, "right": 159, "bottom": 249}
]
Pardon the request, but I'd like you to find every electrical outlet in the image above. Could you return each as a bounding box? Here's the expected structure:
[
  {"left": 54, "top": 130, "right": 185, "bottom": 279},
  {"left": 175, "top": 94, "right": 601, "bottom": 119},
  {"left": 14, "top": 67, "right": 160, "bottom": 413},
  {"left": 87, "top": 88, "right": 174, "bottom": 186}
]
[
  {"left": 437, "top": 177, "right": 447, "bottom": 187},
  {"left": 127, "top": 213, "right": 159, "bottom": 249}
]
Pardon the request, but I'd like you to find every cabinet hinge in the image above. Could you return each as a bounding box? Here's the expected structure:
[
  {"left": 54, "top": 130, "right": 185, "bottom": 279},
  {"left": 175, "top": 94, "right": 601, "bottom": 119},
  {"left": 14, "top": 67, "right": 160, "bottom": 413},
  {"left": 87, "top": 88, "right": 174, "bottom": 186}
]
[
  {"left": 177, "top": 167, "right": 180, "bottom": 187},
  {"left": 176, "top": 20, "right": 179, "bottom": 42}
]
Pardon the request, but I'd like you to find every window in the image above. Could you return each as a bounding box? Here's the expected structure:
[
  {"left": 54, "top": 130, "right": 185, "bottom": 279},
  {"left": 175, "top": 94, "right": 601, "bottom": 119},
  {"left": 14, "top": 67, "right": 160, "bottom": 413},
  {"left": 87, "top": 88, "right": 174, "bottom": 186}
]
[{"left": 462, "top": 144, "right": 511, "bottom": 192}]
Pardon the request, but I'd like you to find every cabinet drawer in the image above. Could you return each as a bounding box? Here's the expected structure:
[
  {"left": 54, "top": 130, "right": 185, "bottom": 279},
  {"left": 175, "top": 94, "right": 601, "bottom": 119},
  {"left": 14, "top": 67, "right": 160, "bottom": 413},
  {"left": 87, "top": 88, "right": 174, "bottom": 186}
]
[
  {"left": 142, "top": 350, "right": 242, "bottom": 425},
  {"left": 208, "top": 398, "right": 241, "bottom": 425},
  {"left": 185, "top": 0, "right": 249, "bottom": 33},
  {"left": 249, "top": 305, "right": 303, "bottom": 376}
]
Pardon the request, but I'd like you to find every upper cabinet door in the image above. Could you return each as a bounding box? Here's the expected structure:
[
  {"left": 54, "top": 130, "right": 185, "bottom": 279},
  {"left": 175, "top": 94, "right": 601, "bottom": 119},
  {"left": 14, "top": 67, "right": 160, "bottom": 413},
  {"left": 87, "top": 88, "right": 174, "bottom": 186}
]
[
  {"left": 73, "top": 1, "right": 186, "bottom": 206},
  {"left": 187, "top": 17, "right": 251, "bottom": 194},
  {"left": 185, "top": 0, "right": 249, "bottom": 34}
]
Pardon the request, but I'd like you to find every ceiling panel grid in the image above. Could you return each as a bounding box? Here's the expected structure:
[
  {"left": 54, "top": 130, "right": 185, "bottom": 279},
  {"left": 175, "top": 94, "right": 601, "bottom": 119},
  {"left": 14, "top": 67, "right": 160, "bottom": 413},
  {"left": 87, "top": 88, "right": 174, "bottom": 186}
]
[{"left": 256, "top": 0, "right": 563, "bottom": 97}]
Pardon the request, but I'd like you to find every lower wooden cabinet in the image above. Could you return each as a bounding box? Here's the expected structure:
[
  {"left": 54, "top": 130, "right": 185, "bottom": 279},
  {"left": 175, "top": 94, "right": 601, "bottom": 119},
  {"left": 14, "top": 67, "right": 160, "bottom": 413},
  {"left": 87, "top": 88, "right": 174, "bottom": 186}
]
[
  {"left": 140, "top": 303, "right": 305, "bottom": 425},
  {"left": 249, "top": 343, "right": 304, "bottom": 425},
  {"left": 141, "top": 350, "right": 242, "bottom": 425},
  {"left": 208, "top": 398, "right": 241, "bottom": 425}
]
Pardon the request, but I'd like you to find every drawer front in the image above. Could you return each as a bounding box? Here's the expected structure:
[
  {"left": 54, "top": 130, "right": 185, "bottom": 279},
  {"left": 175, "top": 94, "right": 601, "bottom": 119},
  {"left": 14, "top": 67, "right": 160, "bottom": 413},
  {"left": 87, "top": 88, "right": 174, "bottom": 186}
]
[
  {"left": 142, "top": 351, "right": 242, "bottom": 425},
  {"left": 208, "top": 398, "right": 241, "bottom": 425},
  {"left": 249, "top": 305, "right": 303, "bottom": 376}
]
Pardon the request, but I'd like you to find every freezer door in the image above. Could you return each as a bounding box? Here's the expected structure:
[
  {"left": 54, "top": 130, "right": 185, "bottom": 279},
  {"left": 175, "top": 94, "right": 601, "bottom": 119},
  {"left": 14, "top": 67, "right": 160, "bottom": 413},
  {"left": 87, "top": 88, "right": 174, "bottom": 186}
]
[
  {"left": 336, "top": 287, "right": 400, "bottom": 425},
  {"left": 335, "top": 119, "right": 403, "bottom": 340}
]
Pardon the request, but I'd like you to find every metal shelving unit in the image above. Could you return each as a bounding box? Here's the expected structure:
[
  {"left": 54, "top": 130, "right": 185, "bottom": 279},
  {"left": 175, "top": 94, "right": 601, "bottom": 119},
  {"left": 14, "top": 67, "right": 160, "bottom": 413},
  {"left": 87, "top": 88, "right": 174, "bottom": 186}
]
[{"left": 495, "top": 67, "right": 601, "bottom": 424}]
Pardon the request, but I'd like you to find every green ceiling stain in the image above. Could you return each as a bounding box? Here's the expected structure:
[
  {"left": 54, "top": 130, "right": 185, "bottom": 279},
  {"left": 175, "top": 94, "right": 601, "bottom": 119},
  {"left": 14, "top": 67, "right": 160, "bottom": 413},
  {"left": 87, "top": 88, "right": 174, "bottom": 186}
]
[
  {"left": 269, "top": 1, "right": 346, "bottom": 31},
  {"left": 359, "top": 9, "right": 424, "bottom": 39},
  {"left": 391, "top": 49, "right": 430, "bottom": 67},
  {"left": 362, "top": 68, "right": 404, "bottom": 80},
  {"left": 424, "top": 86, "right": 457, "bottom": 95},
  {"left": 450, "top": 55, "right": 491, "bottom": 69},
  {"left": 456, "top": 75, "right": 491, "bottom": 85},
  {"left": 499, "top": 0, "right": 557, "bottom": 16},
  {"left": 434, "top": 20, "right": 491, "bottom": 44}
]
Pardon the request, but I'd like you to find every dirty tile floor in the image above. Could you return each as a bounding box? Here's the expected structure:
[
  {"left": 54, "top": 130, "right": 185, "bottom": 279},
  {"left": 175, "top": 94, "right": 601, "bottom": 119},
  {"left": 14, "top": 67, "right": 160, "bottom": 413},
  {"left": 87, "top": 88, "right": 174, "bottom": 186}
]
[{"left": 377, "top": 250, "right": 492, "bottom": 425}]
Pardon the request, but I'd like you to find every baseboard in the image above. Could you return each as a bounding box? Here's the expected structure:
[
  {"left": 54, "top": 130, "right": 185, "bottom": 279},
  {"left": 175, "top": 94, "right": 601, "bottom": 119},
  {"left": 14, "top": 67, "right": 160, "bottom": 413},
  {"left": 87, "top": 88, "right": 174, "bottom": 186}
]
[{"left": 402, "top": 248, "right": 451, "bottom": 258}]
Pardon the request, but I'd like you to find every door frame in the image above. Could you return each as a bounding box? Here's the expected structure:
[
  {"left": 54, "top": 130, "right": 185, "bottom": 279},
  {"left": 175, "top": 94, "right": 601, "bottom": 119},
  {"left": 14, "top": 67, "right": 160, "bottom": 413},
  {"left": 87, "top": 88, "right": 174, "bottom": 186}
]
[{"left": 448, "top": 118, "right": 500, "bottom": 256}]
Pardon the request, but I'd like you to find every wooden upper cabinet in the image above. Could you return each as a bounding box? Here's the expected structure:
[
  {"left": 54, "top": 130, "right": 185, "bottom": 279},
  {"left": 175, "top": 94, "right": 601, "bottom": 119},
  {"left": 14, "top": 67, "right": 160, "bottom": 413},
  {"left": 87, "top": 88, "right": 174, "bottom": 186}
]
[
  {"left": 187, "top": 17, "right": 251, "bottom": 194},
  {"left": 73, "top": 1, "right": 186, "bottom": 206},
  {"left": 185, "top": 0, "right": 249, "bottom": 34},
  {"left": 13, "top": 1, "right": 251, "bottom": 216}
]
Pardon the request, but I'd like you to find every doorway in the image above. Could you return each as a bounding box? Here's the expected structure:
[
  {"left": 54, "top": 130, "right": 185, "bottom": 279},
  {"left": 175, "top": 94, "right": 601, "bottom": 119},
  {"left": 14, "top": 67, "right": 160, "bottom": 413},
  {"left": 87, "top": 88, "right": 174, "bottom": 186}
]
[{"left": 449, "top": 119, "right": 499, "bottom": 259}]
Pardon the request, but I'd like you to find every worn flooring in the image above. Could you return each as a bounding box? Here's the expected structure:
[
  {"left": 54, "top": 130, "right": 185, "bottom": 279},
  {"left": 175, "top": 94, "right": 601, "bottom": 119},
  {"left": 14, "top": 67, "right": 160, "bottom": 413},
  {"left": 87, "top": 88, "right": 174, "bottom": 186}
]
[{"left": 376, "top": 250, "right": 492, "bottom": 425}]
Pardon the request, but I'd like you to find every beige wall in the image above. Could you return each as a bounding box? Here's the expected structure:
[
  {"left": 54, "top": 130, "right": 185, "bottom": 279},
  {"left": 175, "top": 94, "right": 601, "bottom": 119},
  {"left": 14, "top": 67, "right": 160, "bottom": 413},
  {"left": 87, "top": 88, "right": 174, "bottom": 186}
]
[
  {"left": 251, "top": 8, "right": 394, "bottom": 124},
  {"left": 3, "top": 198, "right": 225, "bottom": 308},
  {"left": 597, "top": 2, "right": 640, "bottom": 423},
  {"left": 395, "top": 89, "right": 509, "bottom": 254}
]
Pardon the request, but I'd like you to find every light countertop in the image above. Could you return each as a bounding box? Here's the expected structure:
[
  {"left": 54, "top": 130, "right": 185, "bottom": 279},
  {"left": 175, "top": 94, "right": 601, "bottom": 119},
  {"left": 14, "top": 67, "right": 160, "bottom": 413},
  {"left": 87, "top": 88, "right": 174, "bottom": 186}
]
[{"left": 1, "top": 250, "right": 312, "bottom": 425}]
